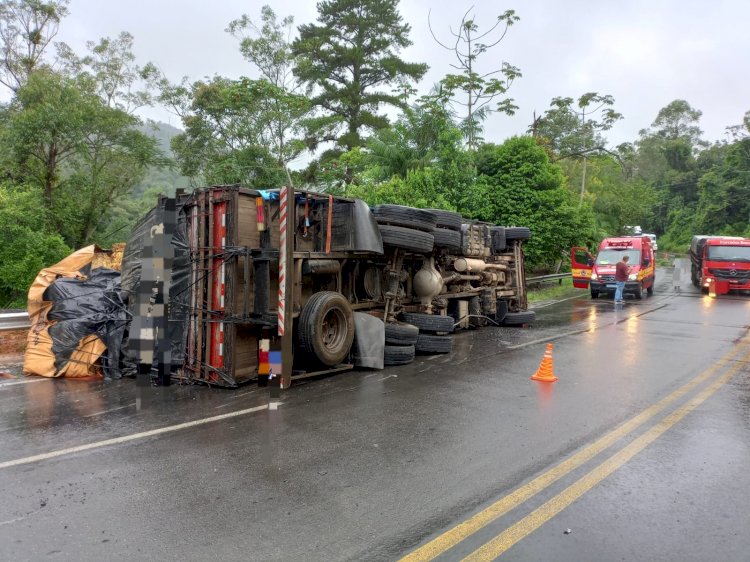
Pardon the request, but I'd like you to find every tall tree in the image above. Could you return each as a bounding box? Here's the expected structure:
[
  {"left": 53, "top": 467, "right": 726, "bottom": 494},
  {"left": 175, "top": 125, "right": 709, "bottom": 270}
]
[
  {"left": 0, "top": 0, "right": 68, "bottom": 92},
  {"left": 57, "top": 31, "right": 158, "bottom": 114},
  {"left": 227, "top": 6, "right": 308, "bottom": 185},
  {"left": 532, "top": 93, "right": 622, "bottom": 205},
  {"left": 429, "top": 7, "right": 521, "bottom": 149},
  {"left": 292, "top": 0, "right": 428, "bottom": 156},
  {"left": 634, "top": 100, "right": 705, "bottom": 235}
]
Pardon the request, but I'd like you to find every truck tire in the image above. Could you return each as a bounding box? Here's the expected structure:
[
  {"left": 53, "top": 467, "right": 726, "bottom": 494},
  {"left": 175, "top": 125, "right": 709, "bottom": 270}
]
[
  {"left": 647, "top": 283, "right": 654, "bottom": 295},
  {"left": 432, "top": 227, "right": 461, "bottom": 250},
  {"left": 505, "top": 227, "right": 531, "bottom": 241},
  {"left": 402, "top": 312, "right": 455, "bottom": 334},
  {"left": 385, "top": 322, "right": 419, "bottom": 345},
  {"left": 634, "top": 282, "right": 643, "bottom": 299},
  {"left": 415, "top": 334, "right": 453, "bottom": 354},
  {"left": 425, "top": 209, "right": 462, "bottom": 231},
  {"left": 384, "top": 344, "right": 415, "bottom": 366},
  {"left": 501, "top": 311, "right": 535, "bottom": 326},
  {"left": 591, "top": 290, "right": 599, "bottom": 299},
  {"left": 379, "top": 225, "right": 434, "bottom": 254},
  {"left": 298, "top": 291, "right": 355, "bottom": 367},
  {"left": 373, "top": 204, "right": 437, "bottom": 232}
]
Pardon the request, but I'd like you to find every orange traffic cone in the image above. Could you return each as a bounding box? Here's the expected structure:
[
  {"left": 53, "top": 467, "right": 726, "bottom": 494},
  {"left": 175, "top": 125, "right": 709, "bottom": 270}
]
[{"left": 531, "top": 343, "right": 558, "bottom": 382}]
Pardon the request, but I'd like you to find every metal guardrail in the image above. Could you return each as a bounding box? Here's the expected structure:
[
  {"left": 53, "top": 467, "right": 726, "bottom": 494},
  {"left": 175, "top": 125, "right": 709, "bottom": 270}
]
[
  {"left": 526, "top": 273, "right": 572, "bottom": 286},
  {"left": 0, "top": 312, "right": 30, "bottom": 331}
]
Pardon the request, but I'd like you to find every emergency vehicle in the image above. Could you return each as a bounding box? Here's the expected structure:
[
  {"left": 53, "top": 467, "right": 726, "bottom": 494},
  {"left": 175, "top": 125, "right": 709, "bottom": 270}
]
[{"left": 571, "top": 236, "right": 656, "bottom": 299}]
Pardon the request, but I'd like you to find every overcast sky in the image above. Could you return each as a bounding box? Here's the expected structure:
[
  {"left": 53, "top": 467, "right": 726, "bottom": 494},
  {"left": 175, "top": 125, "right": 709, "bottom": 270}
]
[{"left": 48, "top": 0, "right": 750, "bottom": 146}]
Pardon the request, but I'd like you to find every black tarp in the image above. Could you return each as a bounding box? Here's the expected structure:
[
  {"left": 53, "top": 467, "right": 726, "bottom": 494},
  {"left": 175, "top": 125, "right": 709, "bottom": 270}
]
[{"left": 43, "top": 268, "right": 127, "bottom": 379}]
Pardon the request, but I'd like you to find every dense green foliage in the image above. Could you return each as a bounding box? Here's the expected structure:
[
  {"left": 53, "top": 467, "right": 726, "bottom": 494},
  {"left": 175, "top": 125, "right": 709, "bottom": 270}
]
[
  {"left": 1, "top": 0, "right": 749, "bottom": 305},
  {"left": 292, "top": 0, "right": 428, "bottom": 155}
]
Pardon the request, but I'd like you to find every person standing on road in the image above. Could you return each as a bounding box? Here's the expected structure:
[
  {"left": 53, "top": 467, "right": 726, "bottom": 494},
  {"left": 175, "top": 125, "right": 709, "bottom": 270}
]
[{"left": 615, "top": 255, "right": 631, "bottom": 303}]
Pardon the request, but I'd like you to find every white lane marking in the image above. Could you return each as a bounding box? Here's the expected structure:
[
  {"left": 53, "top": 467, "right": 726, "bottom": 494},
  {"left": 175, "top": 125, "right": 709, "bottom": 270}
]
[
  {"left": 0, "top": 378, "right": 49, "bottom": 387},
  {"left": 0, "top": 403, "right": 271, "bottom": 470},
  {"left": 82, "top": 403, "right": 136, "bottom": 418}
]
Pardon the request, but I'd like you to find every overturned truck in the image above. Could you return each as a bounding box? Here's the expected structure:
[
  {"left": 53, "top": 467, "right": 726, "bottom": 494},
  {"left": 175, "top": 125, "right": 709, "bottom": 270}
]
[{"left": 122, "top": 185, "right": 533, "bottom": 388}]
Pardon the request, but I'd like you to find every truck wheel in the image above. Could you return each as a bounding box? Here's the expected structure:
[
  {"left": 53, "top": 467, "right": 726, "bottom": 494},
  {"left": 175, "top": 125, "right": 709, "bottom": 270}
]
[
  {"left": 634, "top": 282, "right": 643, "bottom": 299},
  {"left": 378, "top": 225, "right": 434, "bottom": 254},
  {"left": 591, "top": 290, "right": 600, "bottom": 299},
  {"left": 432, "top": 227, "right": 461, "bottom": 250},
  {"left": 505, "top": 227, "right": 531, "bottom": 241},
  {"left": 298, "top": 291, "right": 355, "bottom": 367},
  {"left": 373, "top": 204, "right": 437, "bottom": 232},
  {"left": 647, "top": 283, "right": 654, "bottom": 295},
  {"left": 402, "top": 312, "right": 455, "bottom": 333},
  {"left": 415, "top": 334, "right": 453, "bottom": 354},
  {"left": 425, "top": 209, "right": 462, "bottom": 231},
  {"left": 501, "top": 311, "right": 536, "bottom": 326},
  {"left": 384, "top": 344, "right": 415, "bottom": 366},
  {"left": 385, "top": 322, "right": 419, "bottom": 345}
]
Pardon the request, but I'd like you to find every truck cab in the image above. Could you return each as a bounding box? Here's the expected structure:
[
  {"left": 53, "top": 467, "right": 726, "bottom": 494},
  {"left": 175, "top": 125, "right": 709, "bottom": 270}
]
[
  {"left": 696, "top": 237, "right": 750, "bottom": 294},
  {"left": 572, "top": 236, "right": 656, "bottom": 299}
]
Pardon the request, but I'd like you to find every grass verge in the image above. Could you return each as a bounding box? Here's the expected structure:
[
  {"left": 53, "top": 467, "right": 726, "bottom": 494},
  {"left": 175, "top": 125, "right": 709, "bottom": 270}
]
[{"left": 527, "top": 277, "right": 580, "bottom": 303}]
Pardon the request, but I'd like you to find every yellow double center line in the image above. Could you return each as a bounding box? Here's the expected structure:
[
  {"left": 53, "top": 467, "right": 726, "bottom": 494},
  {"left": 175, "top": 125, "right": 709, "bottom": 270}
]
[{"left": 401, "top": 339, "right": 750, "bottom": 562}]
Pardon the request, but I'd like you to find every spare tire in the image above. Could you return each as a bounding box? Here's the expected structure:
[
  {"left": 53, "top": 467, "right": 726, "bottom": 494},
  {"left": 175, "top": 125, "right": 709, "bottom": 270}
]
[
  {"left": 415, "top": 334, "right": 453, "bottom": 354},
  {"left": 425, "top": 209, "right": 462, "bottom": 231},
  {"left": 384, "top": 344, "right": 415, "bottom": 366},
  {"left": 505, "top": 227, "right": 531, "bottom": 241},
  {"left": 385, "top": 322, "right": 419, "bottom": 345},
  {"left": 379, "top": 225, "right": 434, "bottom": 254},
  {"left": 374, "top": 204, "right": 437, "bottom": 232},
  {"left": 298, "top": 291, "right": 355, "bottom": 366},
  {"left": 501, "top": 310, "right": 535, "bottom": 326},
  {"left": 402, "top": 312, "right": 455, "bottom": 334},
  {"left": 433, "top": 227, "right": 461, "bottom": 250}
]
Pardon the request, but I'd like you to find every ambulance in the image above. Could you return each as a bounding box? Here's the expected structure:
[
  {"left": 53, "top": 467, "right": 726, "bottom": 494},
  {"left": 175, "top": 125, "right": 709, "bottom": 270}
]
[{"left": 571, "top": 236, "right": 656, "bottom": 299}]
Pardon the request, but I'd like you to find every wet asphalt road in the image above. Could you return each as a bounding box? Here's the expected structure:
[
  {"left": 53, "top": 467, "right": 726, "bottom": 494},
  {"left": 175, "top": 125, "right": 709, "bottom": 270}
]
[{"left": 1, "top": 260, "right": 750, "bottom": 561}]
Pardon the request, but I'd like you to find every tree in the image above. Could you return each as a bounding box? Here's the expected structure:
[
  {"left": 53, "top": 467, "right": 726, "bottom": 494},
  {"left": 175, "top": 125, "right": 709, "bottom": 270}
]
[
  {"left": 0, "top": 0, "right": 68, "bottom": 92},
  {"left": 227, "top": 6, "right": 308, "bottom": 185},
  {"left": 429, "top": 8, "right": 521, "bottom": 149},
  {"left": 292, "top": 0, "right": 428, "bottom": 156},
  {"left": 2, "top": 70, "right": 162, "bottom": 247},
  {"left": 650, "top": 99, "right": 705, "bottom": 146},
  {"left": 532, "top": 93, "right": 622, "bottom": 205},
  {"left": 633, "top": 100, "right": 705, "bottom": 235},
  {"left": 0, "top": 182, "right": 70, "bottom": 306},
  {"left": 559, "top": 155, "right": 656, "bottom": 233},
  {"left": 350, "top": 97, "right": 474, "bottom": 208},
  {"left": 57, "top": 31, "right": 158, "bottom": 114},
  {"left": 168, "top": 76, "right": 288, "bottom": 188},
  {"left": 694, "top": 138, "right": 750, "bottom": 235},
  {"left": 469, "top": 137, "right": 598, "bottom": 268},
  {"left": 365, "top": 96, "right": 461, "bottom": 180}
]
